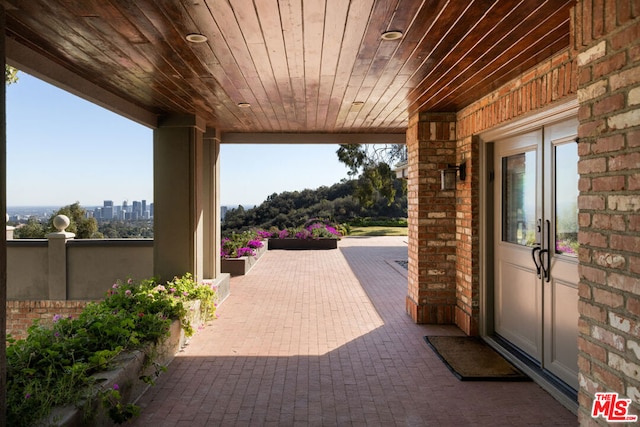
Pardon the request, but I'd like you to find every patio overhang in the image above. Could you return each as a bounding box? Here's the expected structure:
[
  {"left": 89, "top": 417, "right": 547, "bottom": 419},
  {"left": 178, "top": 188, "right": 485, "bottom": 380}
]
[
  {"left": 2, "top": 1, "right": 573, "bottom": 135},
  {"left": 4, "top": 2, "right": 640, "bottom": 421}
]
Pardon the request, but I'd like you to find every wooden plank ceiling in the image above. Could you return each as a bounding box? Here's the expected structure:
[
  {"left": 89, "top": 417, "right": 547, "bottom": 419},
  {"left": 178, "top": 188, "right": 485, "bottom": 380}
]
[{"left": 3, "top": 0, "right": 574, "bottom": 134}]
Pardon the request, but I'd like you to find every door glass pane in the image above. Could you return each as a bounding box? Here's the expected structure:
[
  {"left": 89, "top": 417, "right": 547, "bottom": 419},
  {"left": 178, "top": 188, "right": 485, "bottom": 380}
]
[
  {"left": 555, "top": 143, "right": 579, "bottom": 256},
  {"left": 502, "top": 151, "right": 536, "bottom": 246}
]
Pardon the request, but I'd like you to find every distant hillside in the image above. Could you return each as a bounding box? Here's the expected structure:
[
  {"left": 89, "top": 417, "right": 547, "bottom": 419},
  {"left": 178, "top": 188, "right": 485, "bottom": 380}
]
[{"left": 222, "top": 179, "right": 406, "bottom": 233}]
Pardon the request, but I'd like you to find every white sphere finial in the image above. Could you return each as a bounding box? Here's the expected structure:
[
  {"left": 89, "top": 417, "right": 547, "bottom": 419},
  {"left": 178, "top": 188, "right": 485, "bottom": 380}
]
[{"left": 53, "top": 215, "right": 71, "bottom": 232}]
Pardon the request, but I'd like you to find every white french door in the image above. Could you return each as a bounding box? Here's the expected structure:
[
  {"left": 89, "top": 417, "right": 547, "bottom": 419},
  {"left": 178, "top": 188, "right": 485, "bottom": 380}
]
[{"left": 493, "top": 118, "right": 579, "bottom": 389}]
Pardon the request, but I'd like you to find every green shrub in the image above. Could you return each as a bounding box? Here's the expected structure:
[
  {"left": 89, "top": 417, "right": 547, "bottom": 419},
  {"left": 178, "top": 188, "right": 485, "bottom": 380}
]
[{"left": 6, "top": 273, "right": 216, "bottom": 426}]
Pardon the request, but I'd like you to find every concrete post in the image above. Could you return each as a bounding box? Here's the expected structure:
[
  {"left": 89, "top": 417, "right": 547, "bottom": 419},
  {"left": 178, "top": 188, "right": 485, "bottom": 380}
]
[
  {"left": 45, "top": 215, "right": 75, "bottom": 300},
  {"left": 153, "top": 114, "right": 206, "bottom": 281}
]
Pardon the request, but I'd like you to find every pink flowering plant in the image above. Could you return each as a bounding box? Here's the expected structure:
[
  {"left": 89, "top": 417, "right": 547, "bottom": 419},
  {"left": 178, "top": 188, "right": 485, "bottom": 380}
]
[
  {"left": 266, "top": 219, "right": 343, "bottom": 240},
  {"left": 256, "top": 230, "right": 273, "bottom": 239},
  {"left": 221, "top": 230, "right": 265, "bottom": 258},
  {"left": 556, "top": 238, "right": 578, "bottom": 256},
  {"left": 6, "top": 273, "right": 217, "bottom": 426},
  {"left": 236, "top": 247, "right": 256, "bottom": 257}
]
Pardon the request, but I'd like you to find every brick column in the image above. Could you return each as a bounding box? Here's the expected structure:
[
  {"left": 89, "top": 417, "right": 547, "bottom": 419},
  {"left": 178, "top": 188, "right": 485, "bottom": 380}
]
[
  {"left": 406, "top": 112, "right": 457, "bottom": 324},
  {"left": 574, "top": 0, "right": 640, "bottom": 423}
]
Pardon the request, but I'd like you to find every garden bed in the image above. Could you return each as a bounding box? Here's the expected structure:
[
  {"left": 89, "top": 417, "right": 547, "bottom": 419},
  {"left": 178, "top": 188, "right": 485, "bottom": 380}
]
[
  {"left": 9, "top": 274, "right": 218, "bottom": 427},
  {"left": 45, "top": 318, "right": 189, "bottom": 427},
  {"left": 268, "top": 238, "right": 338, "bottom": 250},
  {"left": 221, "top": 244, "right": 267, "bottom": 276}
]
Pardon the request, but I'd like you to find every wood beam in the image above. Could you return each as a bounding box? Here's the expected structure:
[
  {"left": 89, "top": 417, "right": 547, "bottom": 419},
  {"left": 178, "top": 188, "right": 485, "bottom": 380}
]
[
  {"left": 221, "top": 133, "right": 406, "bottom": 145},
  {"left": 6, "top": 38, "right": 158, "bottom": 129}
]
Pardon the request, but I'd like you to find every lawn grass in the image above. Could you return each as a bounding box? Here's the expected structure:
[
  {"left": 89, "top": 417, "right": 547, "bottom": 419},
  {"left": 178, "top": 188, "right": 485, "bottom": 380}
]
[{"left": 348, "top": 226, "right": 408, "bottom": 236}]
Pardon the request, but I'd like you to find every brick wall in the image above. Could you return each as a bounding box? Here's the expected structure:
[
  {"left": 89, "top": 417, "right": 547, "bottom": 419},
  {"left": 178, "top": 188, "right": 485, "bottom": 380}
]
[
  {"left": 458, "top": 48, "right": 577, "bottom": 138},
  {"left": 454, "top": 135, "right": 479, "bottom": 335},
  {"left": 573, "top": 0, "right": 640, "bottom": 424},
  {"left": 6, "top": 300, "right": 91, "bottom": 341}
]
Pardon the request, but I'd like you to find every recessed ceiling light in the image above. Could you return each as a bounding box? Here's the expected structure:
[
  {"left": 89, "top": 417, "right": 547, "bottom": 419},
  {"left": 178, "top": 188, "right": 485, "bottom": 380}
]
[
  {"left": 351, "top": 101, "right": 364, "bottom": 111},
  {"left": 186, "top": 33, "right": 208, "bottom": 43},
  {"left": 381, "top": 30, "right": 403, "bottom": 41},
  {"left": 238, "top": 102, "right": 251, "bottom": 108}
]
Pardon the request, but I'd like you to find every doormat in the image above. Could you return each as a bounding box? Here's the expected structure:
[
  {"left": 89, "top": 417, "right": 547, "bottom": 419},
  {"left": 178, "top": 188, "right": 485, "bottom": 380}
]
[{"left": 423, "top": 336, "right": 530, "bottom": 381}]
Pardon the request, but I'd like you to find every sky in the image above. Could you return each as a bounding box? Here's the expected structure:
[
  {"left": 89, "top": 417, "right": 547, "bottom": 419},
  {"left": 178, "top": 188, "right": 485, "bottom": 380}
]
[{"left": 6, "top": 72, "right": 352, "bottom": 208}]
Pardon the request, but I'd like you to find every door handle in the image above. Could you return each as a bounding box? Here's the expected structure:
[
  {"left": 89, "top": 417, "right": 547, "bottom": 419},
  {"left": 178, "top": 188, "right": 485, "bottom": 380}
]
[
  {"left": 540, "top": 219, "right": 551, "bottom": 282},
  {"left": 539, "top": 248, "right": 549, "bottom": 281},
  {"left": 531, "top": 245, "right": 542, "bottom": 279}
]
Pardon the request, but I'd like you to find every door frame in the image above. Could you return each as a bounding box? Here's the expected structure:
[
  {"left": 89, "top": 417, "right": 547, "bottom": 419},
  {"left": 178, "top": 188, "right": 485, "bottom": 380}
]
[{"left": 477, "top": 97, "right": 578, "bottom": 413}]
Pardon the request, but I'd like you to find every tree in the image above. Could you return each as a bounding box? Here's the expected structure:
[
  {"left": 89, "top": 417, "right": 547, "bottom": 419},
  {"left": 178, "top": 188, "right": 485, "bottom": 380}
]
[
  {"left": 221, "top": 178, "right": 407, "bottom": 235},
  {"left": 5, "top": 65, "right": 18, "bottom": 85},
  {"left": 336, "top": 144, "right": 407, "bottom": 206},
  {"left": 48, "top": 202, "right": 99, "bottom": 238},
  {"left": 336, "top": 144, "right": 405, "bottom": 176},
  {"left": 13, "top": 217, "right": 45, "bottom": 238}
]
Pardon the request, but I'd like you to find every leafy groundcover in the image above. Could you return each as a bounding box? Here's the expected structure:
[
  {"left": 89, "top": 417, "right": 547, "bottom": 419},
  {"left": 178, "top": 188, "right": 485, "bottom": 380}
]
[{"left": 7, "top": 273, "right": 217, "bottom": 426}]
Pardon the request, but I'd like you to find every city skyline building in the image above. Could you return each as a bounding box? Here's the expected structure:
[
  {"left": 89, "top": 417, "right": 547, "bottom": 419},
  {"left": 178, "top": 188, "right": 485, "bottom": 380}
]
[
  {"left": 93, "top": 199, "right": 153, "bottom": 221},
  {"left": 8, "top": 202, "right": 230, "bottom": 223},
  {"left": 103, "top": 200, "right": 114, "bottom": 220}
]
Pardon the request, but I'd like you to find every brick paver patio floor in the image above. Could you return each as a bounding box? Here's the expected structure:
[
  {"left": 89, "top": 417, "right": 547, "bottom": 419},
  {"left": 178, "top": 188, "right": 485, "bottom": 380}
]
[{"left": 131, "top": 236, "right": 577, "bottom": 426}]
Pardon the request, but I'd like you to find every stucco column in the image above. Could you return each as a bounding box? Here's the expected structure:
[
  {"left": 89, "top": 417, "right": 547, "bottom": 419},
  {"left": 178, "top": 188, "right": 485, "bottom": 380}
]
[
  {"left": 202, "top": 128, "right": 221, "bottom": 278},
  {"left": 406, "top": 112, "right": 458, "bottom": 324},
  {"left": 153, "top": 114, "right": 206, "bottom": 281}
]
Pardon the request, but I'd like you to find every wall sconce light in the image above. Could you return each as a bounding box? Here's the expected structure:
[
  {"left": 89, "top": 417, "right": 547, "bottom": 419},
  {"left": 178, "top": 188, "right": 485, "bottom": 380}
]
[{"left": 440, "top": 162, "right": 466, "bottom": 190}]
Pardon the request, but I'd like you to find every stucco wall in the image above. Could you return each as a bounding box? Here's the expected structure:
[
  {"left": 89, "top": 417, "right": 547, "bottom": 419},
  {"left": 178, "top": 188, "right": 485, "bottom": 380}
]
[
  {"left": 67, "top": 240, "right": 154, "bottom": 299},
  {"left": 6, "top": 239, "right": 153, "bottom": 300},
  {"left": 6, "top": 239, "right": 154, "bottom": 339},
  {"left": 7, "top": 240, "right": 48, "bottom": 300}
]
